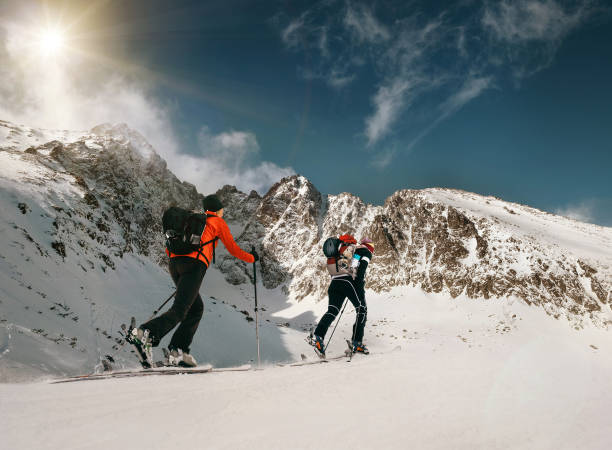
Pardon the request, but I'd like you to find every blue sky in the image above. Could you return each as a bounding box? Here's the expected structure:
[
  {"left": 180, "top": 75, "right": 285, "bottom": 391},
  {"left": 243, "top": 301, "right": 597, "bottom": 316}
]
[{"left": 1, "top": 0, "right": 611, "bottom": 225}]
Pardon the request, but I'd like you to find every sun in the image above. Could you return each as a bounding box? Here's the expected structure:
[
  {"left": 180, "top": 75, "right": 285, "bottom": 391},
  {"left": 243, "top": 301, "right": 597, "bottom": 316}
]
[{"left": 39, "top": 27, "right": 66, "bottom": 56}]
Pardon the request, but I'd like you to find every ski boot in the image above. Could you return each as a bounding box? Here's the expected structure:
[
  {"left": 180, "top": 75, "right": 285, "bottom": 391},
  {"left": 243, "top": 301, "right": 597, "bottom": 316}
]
[
  {"left": 307, "top": 332, "right": 325, "bottom": 358},
  {"left": 351, "top": 340, "right": 369, "bottom": 355},
  {"left": 125, "top": 319, "right": 154, "bottom": 368},
  {"left": 164, "top": 347, "right": 197, "bottom": 368}
]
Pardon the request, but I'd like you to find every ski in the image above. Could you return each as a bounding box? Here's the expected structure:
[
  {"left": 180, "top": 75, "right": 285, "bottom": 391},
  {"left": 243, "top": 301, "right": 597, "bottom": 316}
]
[
  {"left": 346, "top": 339, "right": 370, "bottom": 358},
  {"left": 213, "top": 364, "right": 252, "bottom": 373},
  {"left": 51, "top": 364, "right": 252, "bottom": 384},
  {"left": 277, "top": 353, "right": 348, "bottom": 367}
]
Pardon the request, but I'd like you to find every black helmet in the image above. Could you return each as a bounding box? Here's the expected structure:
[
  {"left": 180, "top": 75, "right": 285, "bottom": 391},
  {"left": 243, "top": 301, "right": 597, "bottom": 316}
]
[
  {"left": 322, "top": 237, "right": 341, "bottom": 257},
  {"left": 202, "top": 194, "right": 223, "bottom": 212}
]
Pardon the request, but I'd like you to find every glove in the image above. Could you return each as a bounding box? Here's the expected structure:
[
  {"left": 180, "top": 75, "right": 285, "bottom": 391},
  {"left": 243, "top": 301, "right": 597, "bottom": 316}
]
[{"left": 251, "top": 250, "right": 260, "bottom": 262}]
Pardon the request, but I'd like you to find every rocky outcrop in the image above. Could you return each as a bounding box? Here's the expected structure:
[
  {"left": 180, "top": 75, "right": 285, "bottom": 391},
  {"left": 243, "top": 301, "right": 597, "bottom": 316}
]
[
  {"left": 218, "top": 175, "right": 323, "bottom": 294},
  {"left": 218, "top": 180, "right": 612, "bottom": 324},
  {"left": 215, "top": 185, "right": 261, "bottom": 225},
  {"left": 2, "top": 123, "right": 203, "bottom": 271}
]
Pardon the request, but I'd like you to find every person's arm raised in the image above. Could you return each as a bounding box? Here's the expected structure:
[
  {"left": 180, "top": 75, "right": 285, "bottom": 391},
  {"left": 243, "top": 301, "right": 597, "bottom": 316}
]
[{"left": 216, "top": 218, "right": 255, "bottom": 263}]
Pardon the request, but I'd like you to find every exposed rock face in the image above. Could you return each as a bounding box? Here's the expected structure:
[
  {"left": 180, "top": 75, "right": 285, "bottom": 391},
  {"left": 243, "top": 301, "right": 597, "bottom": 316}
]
[
  {"left": 218, "top": 176, "right": 323, "bottom": 294},
  {"left": 215, "top": 185, "right": 261, "bottom": 226},
  {"left": 218, "top": 177, "right": 612, "bottom": 324},
  {"left": 1, "top": 123, "right": 202, "bottom": 271}
]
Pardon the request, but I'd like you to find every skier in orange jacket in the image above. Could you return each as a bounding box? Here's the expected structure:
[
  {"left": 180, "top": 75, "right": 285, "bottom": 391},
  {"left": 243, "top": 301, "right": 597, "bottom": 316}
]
[{"left": 133, "top": 194, "right": 258, "bottom": 367}]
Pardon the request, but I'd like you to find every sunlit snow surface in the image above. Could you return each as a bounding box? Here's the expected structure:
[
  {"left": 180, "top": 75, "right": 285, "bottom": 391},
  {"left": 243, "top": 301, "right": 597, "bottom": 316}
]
[
  {"left": 423, "top": 188, "right": 612, "bottom": 265},
  {"left": 1, "top": 288, "right": 612, "bottom": 449}
]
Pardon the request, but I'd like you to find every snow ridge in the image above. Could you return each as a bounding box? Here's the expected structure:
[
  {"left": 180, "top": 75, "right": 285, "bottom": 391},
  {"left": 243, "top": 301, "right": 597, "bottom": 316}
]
[{"left": 221, "top": 178, "right": 612, "bottom": 326}]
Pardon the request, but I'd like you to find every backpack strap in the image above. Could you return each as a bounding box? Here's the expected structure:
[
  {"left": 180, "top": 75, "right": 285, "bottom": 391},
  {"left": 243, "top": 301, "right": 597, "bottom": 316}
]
[
  {"left": 199, "top": 237, "right": 219, "bottom": 264},
  {"left": 203, "top": 212, "right": 220, "bottom": 264},
  {"left": 188, "top": 213, "right": 218, "bottom": 265},
  {"left": 193, "top": 240, "right": 208, "bottom": 266}
]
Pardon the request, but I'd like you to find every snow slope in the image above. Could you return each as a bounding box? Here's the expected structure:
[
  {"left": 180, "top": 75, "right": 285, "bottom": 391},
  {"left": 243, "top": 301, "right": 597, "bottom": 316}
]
[
  {"left": 0, "top": 122, "right": 304, "bottom": 381},
  {"left": 2, "top": 288, "right": 611, "bottom": 450},
  {"left": 0, "top": 119, "right": 86, "bottom": 151},
  {"left": 423, "top": 188, "right": 612, "bottom": 266}
]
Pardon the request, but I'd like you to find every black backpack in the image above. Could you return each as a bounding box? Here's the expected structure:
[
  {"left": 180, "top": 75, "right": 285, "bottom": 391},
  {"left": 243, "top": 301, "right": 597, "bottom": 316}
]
[{"left": 162, "top": 207, "right": 217, "bottom": 262}]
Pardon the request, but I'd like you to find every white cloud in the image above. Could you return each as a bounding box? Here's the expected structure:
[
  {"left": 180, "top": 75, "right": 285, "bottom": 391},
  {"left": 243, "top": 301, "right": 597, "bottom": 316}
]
[
  {"left": 198, "top": 127, "right": 260, "bottom": 164},
  {"left": 344, "top": 3, "right": 390, "bottom": 43},
  {"left": 318, "top": 26, "right": 330, "bottom": 59},
  {"left": 279, "top": 11, "right": 357, "bottom": 89},
  {"left": 363, "top": 17, "right": 449, "bottom": 147},
  {"left": 299, "top": 64, "right": 357, "bottom": 89},
  {"left": 555, "top": 202, "right": 596, "bottom": 224},
  {"left": 482, "top": 0, "right": 590, "bottom": 43},
  {"left": 279, "top": 1, "right": 595, "bottom": 169},
  {"left": 189, "top": 127, "right": 294, "bottom": 195},
  {"left": 365, "top": 78, "right": 412, "bottom": 146},
  {"left": 327, "top": 71, "right": 356, "bottom": 88},
  {"left": 281, "top": 14, "right": 307, "bottom": 49},
  {"left": 0, "top": 14, "right": 291, "bottom": 196},
  {"left": 440, "top": 76, "right": 492, "bottom": 116},
  {"left": 397, "top": 76, "right": 492, "bottom": 154},
  {"left": 481, "top": 0, "right": 595, "bottom": 81},
  {"left": 172, "top": 150, "right": 294, "bottom": 197},
  {"left": 456, "top": 26, "right": 467, "bottom": 57},
  {"left": 384, "top": 18, "right": 443, "bottom": 69}
]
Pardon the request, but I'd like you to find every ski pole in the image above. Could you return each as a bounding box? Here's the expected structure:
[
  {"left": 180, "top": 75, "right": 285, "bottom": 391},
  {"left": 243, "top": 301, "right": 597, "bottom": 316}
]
[
  {"left": 324, "top": 299, "right": 347, "bottom": 353},
  {"left": 252, "top": 247, "right": 260, "bottom": 368},
  {"left": 149, "top": 290, "right": 176, "bottom": 320}
]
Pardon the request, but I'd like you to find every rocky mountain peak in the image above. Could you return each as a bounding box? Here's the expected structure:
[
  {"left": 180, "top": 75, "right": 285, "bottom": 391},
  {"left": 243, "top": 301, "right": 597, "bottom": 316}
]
[
  {"left": 1, "top": 119, "right": 201, "bottom": 267},
  {"left": 89, "top": 123, "right": 156, "bottom": 159},
  {"left": 220, "top": 182, "right": 612, "bottom": 325},
  {"left": 214, "top": 184, "right": 261, "bottom": 225},
  {"left": 256, "top": 175, "right": 322, "bottom": 227}
]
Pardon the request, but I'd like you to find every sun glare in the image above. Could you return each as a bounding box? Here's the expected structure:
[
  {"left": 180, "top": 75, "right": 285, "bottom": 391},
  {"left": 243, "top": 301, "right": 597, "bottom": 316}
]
[{"left": 39, "top": 27, "right": 66, "bottom": 56}]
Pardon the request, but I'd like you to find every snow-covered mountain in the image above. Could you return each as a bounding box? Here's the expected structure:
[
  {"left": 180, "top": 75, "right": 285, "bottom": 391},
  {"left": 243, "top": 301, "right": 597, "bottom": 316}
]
[
  {"left": 220, "top": 175, "right": 612, "bottom": 326},
  {"left": 0, "top": 120, "right": 300, "bottom": 381},
  {"left": 1, "top": 118, "right": 611, "bottom": 382}
]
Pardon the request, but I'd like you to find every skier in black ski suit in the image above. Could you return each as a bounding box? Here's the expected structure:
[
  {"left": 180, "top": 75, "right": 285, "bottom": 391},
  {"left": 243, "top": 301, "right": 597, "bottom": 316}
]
[
  {"left": 311, "top": 235, "right": 374, "bottom": 356},
  {"left": 129, "top": 194, "right": 258, "bottom": 367}
]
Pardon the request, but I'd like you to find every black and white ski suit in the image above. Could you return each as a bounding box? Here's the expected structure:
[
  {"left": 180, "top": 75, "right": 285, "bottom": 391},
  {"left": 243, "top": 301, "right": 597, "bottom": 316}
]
[{"left": 314, "top": 245, "right": 373, "bottom": 343}]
